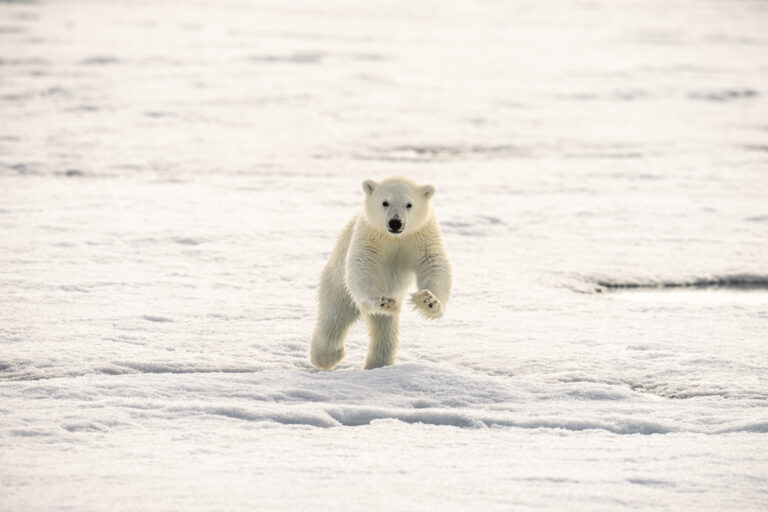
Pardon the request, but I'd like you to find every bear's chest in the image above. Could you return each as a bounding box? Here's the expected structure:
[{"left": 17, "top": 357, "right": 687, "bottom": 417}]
[{"left": 378, "top": 244, "right": 416, "bottom": 292}]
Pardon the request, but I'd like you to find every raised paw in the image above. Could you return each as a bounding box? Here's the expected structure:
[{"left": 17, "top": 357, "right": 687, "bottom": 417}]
[{"left": 409, "top": 290, "right": 443, "bottom": 319}]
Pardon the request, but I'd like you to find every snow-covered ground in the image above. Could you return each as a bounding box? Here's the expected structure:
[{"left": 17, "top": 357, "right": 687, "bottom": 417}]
[{"left": 2, "top": 0, "right": 767, "bottom": 509}]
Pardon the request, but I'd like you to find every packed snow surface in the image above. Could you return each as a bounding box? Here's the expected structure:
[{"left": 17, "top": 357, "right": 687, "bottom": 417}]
[{"left": 2, "top": 0, "right": 768, "bottom": 510}]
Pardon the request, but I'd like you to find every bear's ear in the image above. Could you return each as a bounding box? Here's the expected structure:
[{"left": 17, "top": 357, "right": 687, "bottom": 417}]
[
  {"left": 362, "top": 179, "right": 377, "bottom": 196},
  {"left": 418, "top": 184, "right": 435, "bottom": 199}
]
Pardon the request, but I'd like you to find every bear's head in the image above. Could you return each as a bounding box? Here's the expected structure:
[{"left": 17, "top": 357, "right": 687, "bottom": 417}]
[{"left": 361, "top": 176, "right": 435, "bottom": 237}]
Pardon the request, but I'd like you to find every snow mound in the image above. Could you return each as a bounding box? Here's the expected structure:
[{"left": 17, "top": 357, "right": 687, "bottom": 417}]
[{"left": 1, "top": 364, "right": 763, "bottom": 436}]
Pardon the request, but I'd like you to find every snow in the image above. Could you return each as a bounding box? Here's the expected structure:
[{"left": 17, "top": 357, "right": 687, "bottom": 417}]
[{"left": 2, "top": 0, "right": 768, "bottom": 509}]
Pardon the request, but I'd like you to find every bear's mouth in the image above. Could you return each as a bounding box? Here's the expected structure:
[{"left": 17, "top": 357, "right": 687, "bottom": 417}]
[{"left": 388, "top": 226, "right": 404, "bottom": 234}]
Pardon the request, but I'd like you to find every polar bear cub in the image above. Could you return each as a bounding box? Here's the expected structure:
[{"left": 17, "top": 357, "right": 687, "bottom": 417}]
[{"left": 310, "top": 176, "right": 452, "bottom": 370}]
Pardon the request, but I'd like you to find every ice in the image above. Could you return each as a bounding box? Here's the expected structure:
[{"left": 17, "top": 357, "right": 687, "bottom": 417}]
[{"left": 2, "top": 0, "right": 768, "bottom": 510}]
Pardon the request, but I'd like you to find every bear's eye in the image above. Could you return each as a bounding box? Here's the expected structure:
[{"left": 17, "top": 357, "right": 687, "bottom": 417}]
[
  {"left": 382, "top": 201, "right": 389, "bottom": 207},
  {"left": 406, "top": 203, "right": 412, "bottom": 209}
]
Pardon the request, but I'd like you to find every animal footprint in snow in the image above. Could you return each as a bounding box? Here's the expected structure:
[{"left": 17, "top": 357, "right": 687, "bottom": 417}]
[{"left": 410, "top": 289, "right": 443, "bottom": 319}]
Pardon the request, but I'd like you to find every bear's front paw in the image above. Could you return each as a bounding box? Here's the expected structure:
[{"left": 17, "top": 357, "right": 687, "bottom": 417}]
[
  {"left": 409, "top": 290, "right": 443, "bottom": 319},
  {"left": 374, "top": 296, "right": 398, "bottom": 314}
]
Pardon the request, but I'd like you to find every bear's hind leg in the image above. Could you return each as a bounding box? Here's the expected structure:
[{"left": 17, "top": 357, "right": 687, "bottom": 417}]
[
  {"left": 363, "top": 313, "right": 400, "bottom": 370},
  {"left": 310, "top": 289, "right": 359, "bottom": 370}
]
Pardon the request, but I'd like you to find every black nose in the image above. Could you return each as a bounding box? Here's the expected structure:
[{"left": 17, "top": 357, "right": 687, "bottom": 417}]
[{"left": 388, "top": 219, "right": 402, "bottom": 231}]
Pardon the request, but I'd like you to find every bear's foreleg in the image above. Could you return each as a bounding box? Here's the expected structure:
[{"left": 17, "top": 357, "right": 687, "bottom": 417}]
[
  {"left": 412, "top": 232, "right": 452, "bottom": 319},
  {"left": 363, "top": 313, "right": 400, "bottom": 370}
]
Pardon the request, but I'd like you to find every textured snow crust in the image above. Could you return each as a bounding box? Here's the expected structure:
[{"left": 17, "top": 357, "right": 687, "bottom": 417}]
[{"left": 1, "top": 0, "right": 768, "bottom": 510}]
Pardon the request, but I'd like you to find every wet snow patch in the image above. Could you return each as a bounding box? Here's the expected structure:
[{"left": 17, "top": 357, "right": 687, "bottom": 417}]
[
  {"left": 593, "top": 275, "right": 768, "bottom": 291},
  {"left": 688, "top": 88, "right": 758, "bottom": 102},
  {"left": 612, "top": 288, "right": 768, "bottom": 305},
  {"left": 249, "top": 52, "right": 325, "bottom": 64},
  {"left": 141, "top": 314, "right": 173, "bottom": 323},
  {"left": 589, "top": 275, "right": 768, "bottom": 304},
  {"left": 441, "top": 215, "right": 507, "bottom": 236},
  {"left": 172, "top": 236, "right": 207, "bottom": 246},
  {"left": 627, "top": 478, "right": 676, "bottom": 487},
  {"left": 354, "top": 144, "right": 524, "bottom": 162},
  {"left": 79, "top": 56, "right": 121, "bottom": 66}
]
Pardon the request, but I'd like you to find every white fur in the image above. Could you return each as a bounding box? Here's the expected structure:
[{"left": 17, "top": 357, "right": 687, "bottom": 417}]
[{"left": 310, "top": 176, "right": 452, "bottom": 370}]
